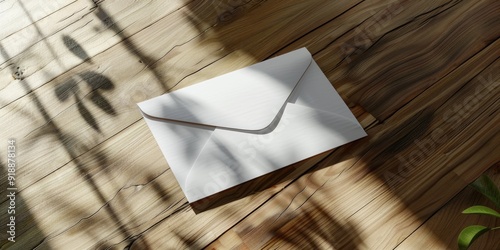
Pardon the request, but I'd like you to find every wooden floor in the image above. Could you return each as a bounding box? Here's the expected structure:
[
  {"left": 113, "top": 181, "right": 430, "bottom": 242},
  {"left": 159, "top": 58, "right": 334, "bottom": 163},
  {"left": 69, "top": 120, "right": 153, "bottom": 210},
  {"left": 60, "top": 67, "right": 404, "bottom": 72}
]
[{"left": 1, "top": 0, "right": 499, "bottom": 249}]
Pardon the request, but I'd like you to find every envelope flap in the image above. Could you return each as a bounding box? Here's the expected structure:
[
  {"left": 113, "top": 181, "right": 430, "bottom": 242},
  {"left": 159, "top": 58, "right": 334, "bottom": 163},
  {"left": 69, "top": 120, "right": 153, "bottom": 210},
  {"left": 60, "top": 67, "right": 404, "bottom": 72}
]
[{"left": 138, "top": 48, "right": 312, "bottom": 131}]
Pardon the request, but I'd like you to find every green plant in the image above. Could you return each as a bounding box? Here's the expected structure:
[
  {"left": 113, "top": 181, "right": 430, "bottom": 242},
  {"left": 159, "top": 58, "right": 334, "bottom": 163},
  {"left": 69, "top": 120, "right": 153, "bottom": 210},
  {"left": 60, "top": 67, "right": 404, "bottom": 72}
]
[{"left": 458, "top": 175, "right": 500, "bottom": 250}]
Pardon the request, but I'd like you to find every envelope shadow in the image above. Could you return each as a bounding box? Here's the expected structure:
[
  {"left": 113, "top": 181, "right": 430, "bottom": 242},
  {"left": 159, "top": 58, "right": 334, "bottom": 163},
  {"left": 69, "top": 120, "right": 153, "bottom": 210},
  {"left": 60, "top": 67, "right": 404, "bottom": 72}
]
[
  {"left": 190, "top": 157, "right": 302, "bottom": 213},
  {"left": 190, "top": 136, "right": 362, "bottom": 214}
]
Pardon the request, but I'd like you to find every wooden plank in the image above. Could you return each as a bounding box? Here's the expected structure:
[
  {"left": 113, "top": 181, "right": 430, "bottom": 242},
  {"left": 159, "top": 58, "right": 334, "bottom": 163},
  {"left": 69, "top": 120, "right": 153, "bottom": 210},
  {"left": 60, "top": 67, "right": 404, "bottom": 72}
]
[
  {"left": 0, "top": 0, "right": 187, "bottom": 107},
  {"left": 0, "top": 0, "right": 366, "bottom": 203},
  {"left": 1, "top": 0, "right": 371, "bottom": 248},
  {"left": 0, "top": 0, "right": 497, "bottom": 249},
  {"left": 0, "top": 0, "right": 89, "bottom": 64},
  {"left": 228, "top": 0, "right": 500, "bottom": 123},
  {"left": 0, "top": 0, "right": 223, "bottom": 192},
  {"left": 0, "top": 160, "right": 47, "bottom": 249},
  {"left": 0, "top": 0, "right": 75, "bottom": 40},
  {"left": 329, "top": 0, "right": 499, "bottom": 121},
  {"left": 18, "top": 122, "right": 179, "bottom": 249},
  {"left": 0, "top": 0, "right": 289, "bottom": 194},
  {"left": 396, "top": 167, "right": 500, "bottom": 250},
  {"left": 6, "top": 120, "right": 338, "bottom": 249},
  {"left": 207, "top": 38, "right": 499, "bottom": 249}
]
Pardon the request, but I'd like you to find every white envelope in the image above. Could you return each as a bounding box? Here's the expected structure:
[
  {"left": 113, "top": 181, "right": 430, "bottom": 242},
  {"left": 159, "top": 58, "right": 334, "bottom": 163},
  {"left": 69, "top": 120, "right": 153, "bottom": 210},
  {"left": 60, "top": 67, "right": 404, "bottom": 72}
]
[{"left": 138, "top": 48, "right": 367, "bottom": 202}]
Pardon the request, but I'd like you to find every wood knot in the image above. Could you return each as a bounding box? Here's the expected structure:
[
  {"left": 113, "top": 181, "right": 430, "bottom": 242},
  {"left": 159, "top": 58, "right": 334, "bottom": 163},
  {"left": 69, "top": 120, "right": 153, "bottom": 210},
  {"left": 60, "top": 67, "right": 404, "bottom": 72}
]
[{"left": 12, "top": 66, "right": 25, "bottom": 80}]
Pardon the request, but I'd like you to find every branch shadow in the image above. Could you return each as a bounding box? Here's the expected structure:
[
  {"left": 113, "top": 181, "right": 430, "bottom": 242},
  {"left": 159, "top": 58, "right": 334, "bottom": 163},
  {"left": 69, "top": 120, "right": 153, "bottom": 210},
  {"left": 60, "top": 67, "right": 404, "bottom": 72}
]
[
  {"left": 166, "top": 0, "right": 498, "bottom": 248},
  {"left": 0, "top": 37, "right": 142, "bottom": 247},
  {"left": 91, "top": 3, "right": 170, "bottom": 91},
  {"left": 0, "top": 156, "right": 51, "bottom": 249},
  {"left": 113, "top": 2, "right": 369, "bottom": 248},
  {"left": 270, "top": 198, "right": 364, "bottom": 249},
  {"left": 4, "top": 0, "right": 496, "bottom": 249},
  {"left": 1, "top": 1, "right": 179, "bottom": 248}
]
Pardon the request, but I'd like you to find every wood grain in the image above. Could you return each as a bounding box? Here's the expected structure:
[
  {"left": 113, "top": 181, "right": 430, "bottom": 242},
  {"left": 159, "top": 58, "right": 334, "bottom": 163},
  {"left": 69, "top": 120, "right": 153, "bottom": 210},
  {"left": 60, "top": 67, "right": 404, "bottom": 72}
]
[
  {"left": 396, "top": 167, "right": 500, "bottom": 250},
  {"left": 0, "top": 0, "right": 498, "bottom": 249}
]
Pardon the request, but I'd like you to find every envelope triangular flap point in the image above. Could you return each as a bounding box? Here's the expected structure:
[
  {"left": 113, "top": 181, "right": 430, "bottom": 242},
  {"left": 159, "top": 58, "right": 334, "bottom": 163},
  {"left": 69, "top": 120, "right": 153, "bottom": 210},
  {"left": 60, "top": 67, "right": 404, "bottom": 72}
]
[{"left": 138, "top": 48, "right": 313, "bottom": 131}]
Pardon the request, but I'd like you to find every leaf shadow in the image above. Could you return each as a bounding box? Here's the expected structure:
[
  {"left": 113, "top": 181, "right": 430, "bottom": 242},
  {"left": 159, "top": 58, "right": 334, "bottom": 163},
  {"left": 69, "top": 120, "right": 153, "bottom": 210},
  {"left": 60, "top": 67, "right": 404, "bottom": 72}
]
[
  {"left": 62, "top": 35, "right": 92, "bottom": 64},
  {"left": 54, "top": 39, "right": 117, "bottom": 132}
]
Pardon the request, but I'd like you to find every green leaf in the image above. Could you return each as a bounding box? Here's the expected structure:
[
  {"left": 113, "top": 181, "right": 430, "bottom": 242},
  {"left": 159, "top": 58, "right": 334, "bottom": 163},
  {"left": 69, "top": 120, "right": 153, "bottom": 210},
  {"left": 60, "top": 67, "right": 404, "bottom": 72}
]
[
  {"left": 458, "top": 225, "right": 490, "bottom": 250},
  {"left": 463, "top": 205, "right": 500, "bottom": 218},
  {"left": 470, "top": 175, "right": 500, "bottom": 208}
]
